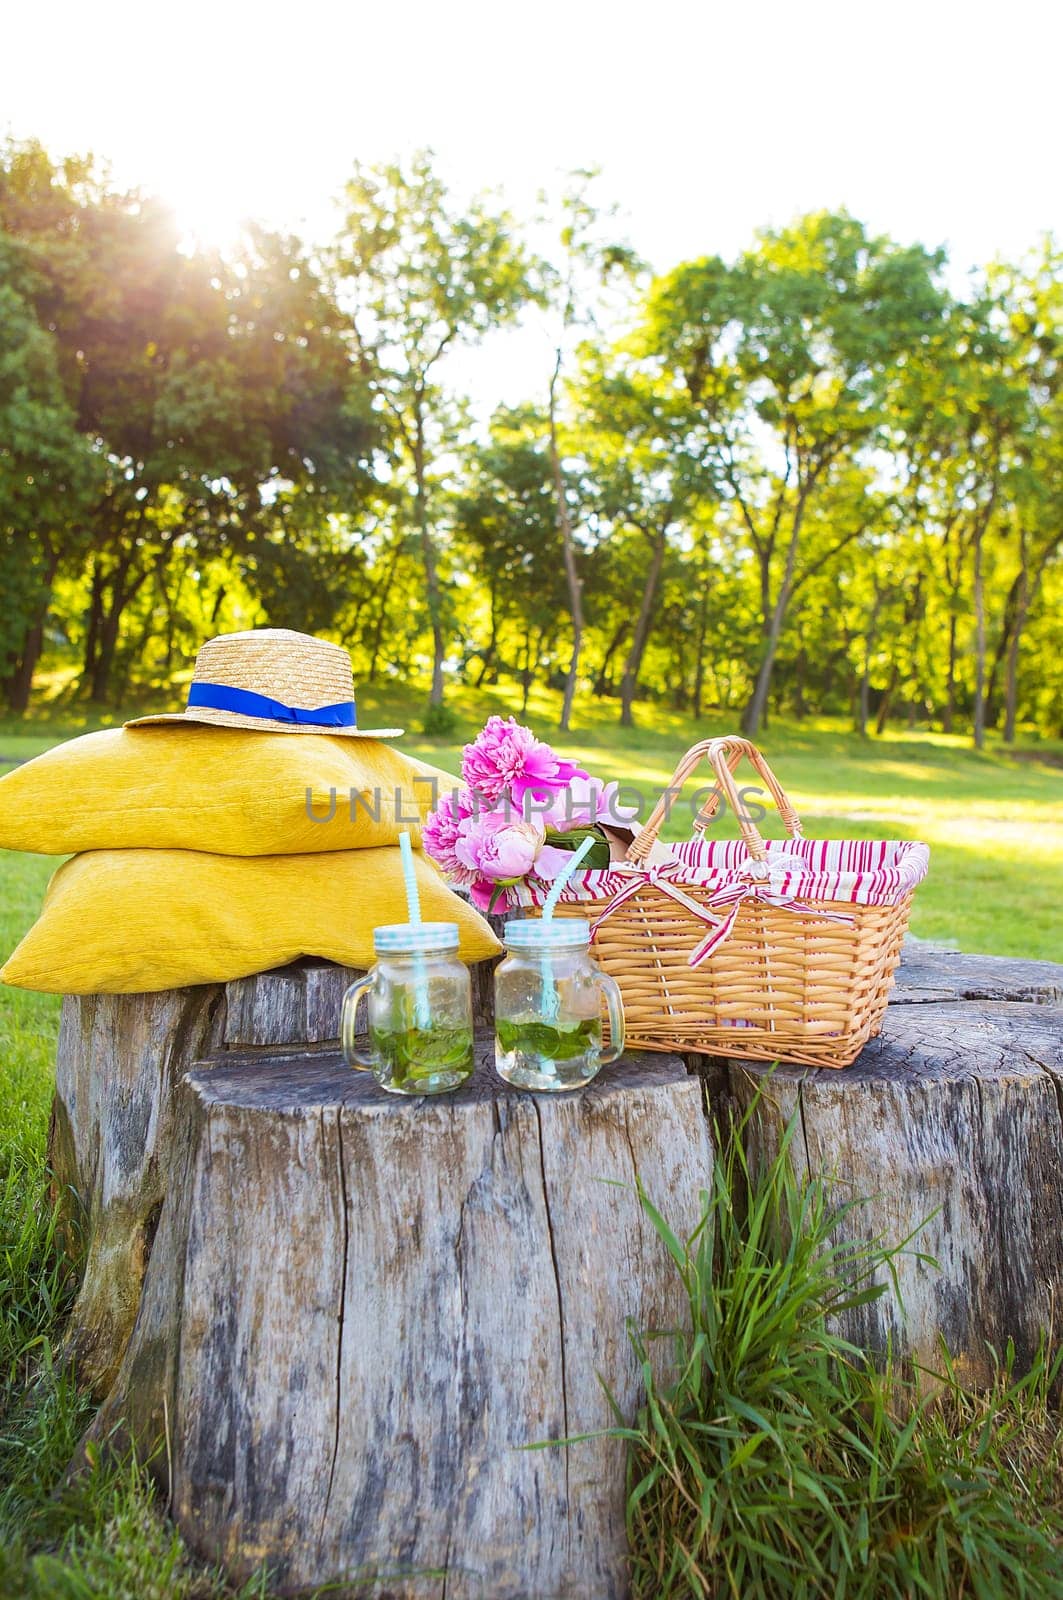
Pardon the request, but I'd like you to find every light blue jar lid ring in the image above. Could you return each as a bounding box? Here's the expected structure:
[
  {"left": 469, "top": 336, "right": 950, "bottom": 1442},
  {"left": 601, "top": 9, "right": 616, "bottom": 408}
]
[
  {"left": 503, "top": 917, "right": 592, "bottom": 950},
  {"left": 373, "top": 922, "right": 460, "bottom": 954}
]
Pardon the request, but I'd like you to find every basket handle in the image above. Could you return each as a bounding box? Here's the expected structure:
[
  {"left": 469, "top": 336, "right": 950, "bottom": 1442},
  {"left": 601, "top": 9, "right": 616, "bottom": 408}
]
[{"left": 626, "top": 736, "right": 804, "bottom": 865}]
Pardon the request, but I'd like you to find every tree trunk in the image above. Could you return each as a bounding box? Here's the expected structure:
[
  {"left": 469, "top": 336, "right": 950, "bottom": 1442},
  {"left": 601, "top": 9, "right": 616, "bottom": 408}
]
[
  {"left": 985, "top": 566, "right": 1023, "bottom": 728},
  {"left": 692, "top": 578, "right": 709, "bottom": 718},
  {"left": 943, "top": 612, "right": 958, "bottom": 734},
  {"left": 1001, "top": 530, "right": 1061, "bottom": 746},
  {"left": 88, "top": 550, "right": 153, "bottom": 705},
  {"left": 81, "top": 557, "right": 105, "bottom": 687},
  {"left": 742, "top": 491, "right": 810, "bottom": 738},
  {"left": 856, "top": 590, "right": 888, "bottom": 739},
  {"left": 114, "top": 583, "right": 162, "bottom": 703},
  {"left": 1003, "top": 536, "right": 1029, "bottom": 744},
  {"left": 520, "top": 627, "right": 534, "bottom": 716},
  {"left": 593, "top": 620, "right": 628, "bottom": 697},
  {"left": 550, "top": 352, "right": 584, "bottom": 734},
  {"left": 90, "top": 639, "right": 116, "bottom": 704},
  {"left": 743, "top": 615, "right": 785, "bottom": 738},
  {"left": 857, "top": 672, "right": 871, "bottom": 738},
  {"left": 4, "top": 541, "right": 60, "bottom": 712},
  {"left": 5, "top": 619, "right": 44, "bottom": 713},
  {"left": 61, "top": 944, "right": 1063, "bottom": 1595},
  {"left": 84, "top": 1046, "right": 711, "bottom": 1600},
  {"left": 972, "top": 524, "right": 987, "bottom": 750},
  {"left": 619, "top": 526, "right": 668, "bottom": 728},
  {"left": 412, "top": 410, "right": 446, "bottom": 710},
  {"left": 367, "top": 537, "right": 404, "bottom": 685},
  {"left": 474, "top": 580, "right": 499, "bottom": 688},
  {"left": 51, "top": 959, "right": 503, "bottom": 1398},
  {"left": 875, "top": 661, "right": 899, "bottom": 736},
  {"left": 90, "top": 597, "right": 124, "bottom": 704},
  {"left": 700, "top": 988, "right": 1063, "bottom": 1384}
]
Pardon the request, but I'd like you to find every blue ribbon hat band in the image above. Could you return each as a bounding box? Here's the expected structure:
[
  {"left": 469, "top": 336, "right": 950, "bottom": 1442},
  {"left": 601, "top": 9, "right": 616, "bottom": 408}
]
[{"left": 187, "top": 682, "right": 358, "bottom": 728}]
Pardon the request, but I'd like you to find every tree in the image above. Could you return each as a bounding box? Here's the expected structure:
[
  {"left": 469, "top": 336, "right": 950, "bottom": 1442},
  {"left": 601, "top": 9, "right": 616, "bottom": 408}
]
[
  {"left": 542, "top": 172, "right": 642, "bottom": 730},
  {"left": 0, "top": 275, "right": 97, "bottom": 708},
  {"left": 574, "top": 349, "right": 713, "bottom": 726},
  {"left": 1, "top": 137, "right": 380, "bottom": 704},
  {"left": 333, "top": 153, "right": 545, "bottom": 719},
  {"left": 895, "top": 287, "right": 1034, "bottom": 746},
  {"left": 642, "top": 213, "right": 949, "bottom": 736},
  {"left": 0, "top": 147, "right": 99, "bottom": 708},
  {"left": 452, "top": 406, "right": 567, "bottom": 699},
  {"left": 989, "top": 249, "right": 1063, "bottom": 743}
]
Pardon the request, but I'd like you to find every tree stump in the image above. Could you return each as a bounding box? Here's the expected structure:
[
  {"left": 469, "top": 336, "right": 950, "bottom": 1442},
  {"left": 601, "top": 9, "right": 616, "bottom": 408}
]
[
  {"left": 54, "top": 939, "right": 1063, "bottom": 1595},
  {"left": 692, "top": 946, "right": 1063, "bottom": 1385},
  {"left": 86, "top": 1047, "right": 712, "bottom": 1600},
  {"left": 50, "top": 956, "right": 500, "bottom": 1396}
]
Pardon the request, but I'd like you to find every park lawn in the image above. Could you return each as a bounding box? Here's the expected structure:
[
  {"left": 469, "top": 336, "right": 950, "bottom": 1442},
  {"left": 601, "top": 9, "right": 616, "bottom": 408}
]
[
  {"left": 3, "top": 682, "right": 1062, "bottom": 966},
  {"left": 0, "top": 687, "right": 1061, "bottom": 1594}
]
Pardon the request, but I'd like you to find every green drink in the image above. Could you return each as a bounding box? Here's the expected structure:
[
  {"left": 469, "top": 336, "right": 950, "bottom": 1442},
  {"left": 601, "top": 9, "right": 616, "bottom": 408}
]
[
  {"left": 368, "top": 1022, "right": 475, "bottom": 1093},
  {"left": 494, "top": 918, "right": 626, "bottom": 1093},
  {"left": 341, "top": 922, "right": 476, "bottom": 1097}
]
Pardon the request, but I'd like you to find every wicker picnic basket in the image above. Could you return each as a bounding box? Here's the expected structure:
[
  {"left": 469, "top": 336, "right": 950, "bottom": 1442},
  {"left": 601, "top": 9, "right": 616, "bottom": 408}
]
[{"left": 523, "top": 736, "right": 929, "bottom": 1069}]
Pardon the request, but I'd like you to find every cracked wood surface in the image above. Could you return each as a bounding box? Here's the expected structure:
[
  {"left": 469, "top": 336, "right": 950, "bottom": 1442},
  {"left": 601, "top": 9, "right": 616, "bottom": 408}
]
[
  {"left": 50, "top": 957, "right": 498, "bottom": 1396},
  {"left": 890, "top": 947, "right": 1063, "bottom": 1006},
  {"left": 48, "top": 984, "right": 226, "bottom": 1392},
  {"left": 88, "top": 1047, "right": 712, "bottom": 1599},
  {"left": 699, "top": 1000, "right": 1063, "bottom": 1384}
]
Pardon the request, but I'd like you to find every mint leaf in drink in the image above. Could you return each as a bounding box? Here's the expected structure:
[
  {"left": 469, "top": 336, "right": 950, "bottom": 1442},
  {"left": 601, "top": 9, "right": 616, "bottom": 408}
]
[
  {"left": 496, "top": 1016, "right": 601, "bottom": 1062},
  {"left": 370, "top": 1024, "right": 474, "bottom": 1086}
]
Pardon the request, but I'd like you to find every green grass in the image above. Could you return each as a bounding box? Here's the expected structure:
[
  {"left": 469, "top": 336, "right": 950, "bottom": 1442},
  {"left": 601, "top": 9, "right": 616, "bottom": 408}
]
[
  {"left": 616, "top": 1111, "right": 1063, "bottom": 1598},
  {"left": 11, "top": 675, "right": 1051, "bottom": 955},
  {"left": 0, "top": 683, "right": 1060, "bottom": 1593}
]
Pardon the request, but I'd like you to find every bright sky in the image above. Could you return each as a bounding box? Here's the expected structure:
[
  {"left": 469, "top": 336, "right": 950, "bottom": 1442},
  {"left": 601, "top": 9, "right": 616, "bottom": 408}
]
[{"left": 5, "top": 0, "right": 1061, "bottom": 407}]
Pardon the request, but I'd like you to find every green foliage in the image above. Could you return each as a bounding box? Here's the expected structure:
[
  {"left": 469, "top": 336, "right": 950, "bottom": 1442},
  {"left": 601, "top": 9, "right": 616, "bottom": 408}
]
[
  {"left": 617, "top": 1110, "right": 1063, "bottom": 1598},
  {"left": 0, "top": 138, "right": 1060, "bottom": 742},
  {"left": 421, "top": 700, "right": 459, "bottom": 737},
  {"left": 333, "top": 151, "right": 548, "bottom": 709},
  {"left": 0, "top": 139, "right": 379, "bottom": 707}
]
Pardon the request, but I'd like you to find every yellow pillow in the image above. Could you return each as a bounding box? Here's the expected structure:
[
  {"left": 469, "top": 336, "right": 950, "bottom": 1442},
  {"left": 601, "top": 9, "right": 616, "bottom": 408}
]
[
  {"left": 0, "top": 847, "right": 499, "bottom": 994},
  {"left": 0, "top": 728, "right": 460, "bottom": 856}
]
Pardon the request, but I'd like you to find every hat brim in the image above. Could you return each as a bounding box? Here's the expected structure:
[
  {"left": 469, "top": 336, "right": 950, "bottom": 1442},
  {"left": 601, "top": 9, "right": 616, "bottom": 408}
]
[{"left": 124, "top": 708, "right": 404, "bottom": 738}]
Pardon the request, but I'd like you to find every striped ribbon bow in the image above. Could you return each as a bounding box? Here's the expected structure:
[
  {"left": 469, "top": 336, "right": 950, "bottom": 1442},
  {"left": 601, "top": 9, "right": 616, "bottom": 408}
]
[{"left": 589, "top": 860, "right": 854, "bottom": 969}]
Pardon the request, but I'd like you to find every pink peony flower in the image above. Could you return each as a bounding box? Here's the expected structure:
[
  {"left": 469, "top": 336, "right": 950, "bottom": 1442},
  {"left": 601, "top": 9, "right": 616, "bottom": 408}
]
[
  {"left": 455, "top": 812, "right": 545, "bottom": 882},
  {"left": 461, "top": 716, "right": 585, "bottom": 807},
  {"left": 422, "top": 788, "right": 478, "bottom": 884},
  {"left": 529, "top": 844, "right": 578, "bottom": 880},
  {"left": 594, "top": 779, "right": 642, "bottom": 827}
]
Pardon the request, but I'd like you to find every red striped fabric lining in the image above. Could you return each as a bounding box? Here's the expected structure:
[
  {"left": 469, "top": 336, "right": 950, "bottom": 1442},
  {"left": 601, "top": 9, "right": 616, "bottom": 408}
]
[{"left": 521, "top": 838, "right": 929, "bottom": 909}]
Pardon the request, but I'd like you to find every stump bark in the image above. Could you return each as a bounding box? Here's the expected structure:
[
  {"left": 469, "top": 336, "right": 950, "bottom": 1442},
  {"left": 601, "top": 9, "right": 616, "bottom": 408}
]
[
  {"left": 87, "top": 1048, "right": 712, "bottom": 1600},
  {"left": 50, "top": 956, "right": 500, "bottom": 1395},
  {"left": 54, "top": 940, "right": 1063, "bottom": 1595}
]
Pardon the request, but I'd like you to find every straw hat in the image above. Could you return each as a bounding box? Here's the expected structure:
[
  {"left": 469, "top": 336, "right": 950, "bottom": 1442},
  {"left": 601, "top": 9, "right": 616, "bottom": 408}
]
[{"left": 126, "top": 629, "right": 403, "bottom": 738}]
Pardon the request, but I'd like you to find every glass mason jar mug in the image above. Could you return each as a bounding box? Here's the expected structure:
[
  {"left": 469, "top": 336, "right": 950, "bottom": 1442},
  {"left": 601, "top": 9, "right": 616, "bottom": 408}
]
[
  {"left": 341, "top": 923, "right": 475, "bottom": 1096},
  {"left": 494, "top": 918, "right": 625, "bottom": 1092}
]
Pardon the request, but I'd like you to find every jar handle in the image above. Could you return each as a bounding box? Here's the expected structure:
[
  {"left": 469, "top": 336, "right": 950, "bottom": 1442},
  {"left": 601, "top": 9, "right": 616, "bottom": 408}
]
[
  {"left": 597, "top": 972, "right": 626, "bottom": 1065},
  {"left": 341, "top": 975, "right": 376, "bottom": 1072}
]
